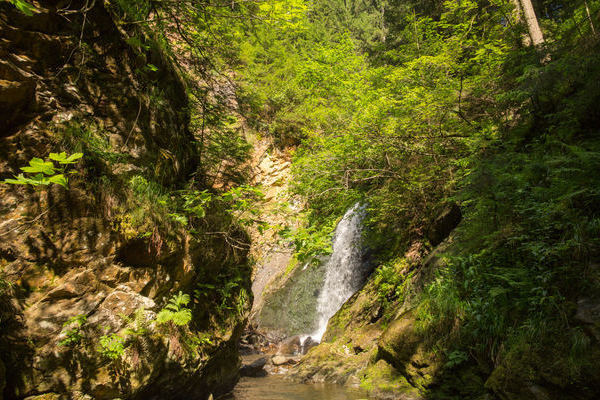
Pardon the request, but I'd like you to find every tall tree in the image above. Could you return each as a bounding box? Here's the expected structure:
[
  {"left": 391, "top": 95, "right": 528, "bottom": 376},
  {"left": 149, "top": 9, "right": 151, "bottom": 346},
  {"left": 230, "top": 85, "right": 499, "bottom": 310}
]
[{"left": 517, "top": 0, "right": 545, "bottom": 45}]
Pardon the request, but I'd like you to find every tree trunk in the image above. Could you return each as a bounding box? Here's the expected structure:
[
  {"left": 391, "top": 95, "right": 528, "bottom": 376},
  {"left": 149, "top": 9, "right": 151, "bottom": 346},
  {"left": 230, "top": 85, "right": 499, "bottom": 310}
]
[
  {"left": 511, "top": 0, "right": 530, "bottom": 45},
  {"left": 584, "top": 0, "right": 597, "bottom": 35},
  {"left": 519, "top": 0, "right": 545, "bottom": 46}
]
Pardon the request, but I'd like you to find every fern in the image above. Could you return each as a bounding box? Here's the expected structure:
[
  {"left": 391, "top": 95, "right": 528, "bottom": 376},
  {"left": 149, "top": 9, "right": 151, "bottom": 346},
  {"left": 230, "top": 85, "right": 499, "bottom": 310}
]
[
  {"left": 156, "top": 291, "right": 192, "bottom": 327},
  {"left": 121, "top": 307, "right": 150, "bottom": 336},
  {"left": 98, "top": 333, "right": 126, "bottom": 361}
]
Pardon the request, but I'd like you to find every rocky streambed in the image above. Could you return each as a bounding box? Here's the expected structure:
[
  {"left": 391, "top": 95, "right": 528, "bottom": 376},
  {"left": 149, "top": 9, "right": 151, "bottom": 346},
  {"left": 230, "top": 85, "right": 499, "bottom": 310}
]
[{"left": 233, "top": 343, "right": 370, "bottom": 400}]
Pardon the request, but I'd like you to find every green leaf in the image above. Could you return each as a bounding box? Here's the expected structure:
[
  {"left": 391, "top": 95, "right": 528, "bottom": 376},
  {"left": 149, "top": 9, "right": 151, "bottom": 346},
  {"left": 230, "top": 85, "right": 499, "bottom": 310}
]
[
  {"left": 49, "top": 152, "right": 68, "bottom": 163},
  {"left": 156, "top": 310, "right": 173, "bottom": 324},
  {"left": 65, "top": 152, "right": 84, "bottom": 163},
  {"left": 9, "top": 0, "right": 37, "bottom": 16},
  {"left": 3, "top": 175, "right": 29, "bottom": 185},
  {"left": 31, "top": 173, "right": 51, "bottom": 185},
  {"left": 168, "top": 213, "right": 188, "bottom": 226},
  {"left": 172, "top": 309, "right": 192, "bottom": 326},
  {"left": 48, "top": 174, "right": 68, "bottom": 188},
  {"left": 21, "top": 158, "right": 55, "bottom": 175},
  {"left": 50, "top": 152, "right": 83, "bottom": 164}
]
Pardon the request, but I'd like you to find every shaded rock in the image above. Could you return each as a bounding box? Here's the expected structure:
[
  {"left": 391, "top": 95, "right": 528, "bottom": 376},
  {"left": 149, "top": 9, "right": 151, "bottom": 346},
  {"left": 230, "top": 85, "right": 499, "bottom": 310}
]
[
  {"left": 23, "top": 394, "right": 63, "bottom": 400},
  {"left": 575, "top": 297, "right": 600, "bottom": 324},
  {"left": 115, "top": 238, "right": 158, "bottom": 268},
  {"left": 378, "top": 312, "right": 421, "bottom": 366},
  {"left": 240, "top": 357, "right": 268, "bottom": 377},
  {"left": 44, "top": 270, "right": 98, "bottom": 300},
  {"left": 0, "top": 67, "right": 36, "bottom": 134},
  {"left": 527, "top": 384, "right": 551, "bottom": 400},
  {"left": 427, "top": 203, "right": 461, "bottom": 246},
  {"left": 0, "top": 1, "right": 249, "bottom": 398}
]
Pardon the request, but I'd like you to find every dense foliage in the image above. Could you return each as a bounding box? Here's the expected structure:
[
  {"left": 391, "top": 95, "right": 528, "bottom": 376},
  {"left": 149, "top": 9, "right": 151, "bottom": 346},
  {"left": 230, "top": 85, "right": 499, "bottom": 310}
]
[
  {"left": 226, "top": 0, "right": 600, "bottom": 394},
  {"left": 4, "top": 0, "right": 599, "bottom": 396}
]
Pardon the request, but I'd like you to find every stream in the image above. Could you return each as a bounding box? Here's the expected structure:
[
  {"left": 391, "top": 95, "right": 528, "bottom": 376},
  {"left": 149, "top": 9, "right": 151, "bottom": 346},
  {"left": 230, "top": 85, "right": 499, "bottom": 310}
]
[{"left": 223, "top": 376, "right": 368, "bottom": 400}]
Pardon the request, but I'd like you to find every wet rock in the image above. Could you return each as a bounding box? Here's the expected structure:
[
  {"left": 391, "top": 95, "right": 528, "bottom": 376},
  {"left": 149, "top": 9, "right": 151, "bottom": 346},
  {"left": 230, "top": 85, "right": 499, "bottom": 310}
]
[
  {"left": 240, "top": 357, "right": 268, "bottom": 377},
  {"left": 302, "top": 336, "right": 318, "bottom": 354},
  {"left": 277, "top": 335, "right": 301, "bottom": 355},
  {"left": 239, "top": 325, "right": 275, "bottom": 354}
]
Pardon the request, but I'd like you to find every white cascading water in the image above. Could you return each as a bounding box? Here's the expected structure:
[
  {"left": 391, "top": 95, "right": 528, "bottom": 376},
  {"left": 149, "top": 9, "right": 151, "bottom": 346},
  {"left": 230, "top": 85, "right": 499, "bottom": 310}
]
[{"left": 306, "top": 203, "right": 367, "bottom": 343}]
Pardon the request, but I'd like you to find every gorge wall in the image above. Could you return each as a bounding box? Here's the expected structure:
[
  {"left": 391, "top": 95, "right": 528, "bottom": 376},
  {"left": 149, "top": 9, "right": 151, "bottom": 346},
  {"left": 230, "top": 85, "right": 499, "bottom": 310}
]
[{"left": 0, "top": 1, "right": 250, "bottom": 399}]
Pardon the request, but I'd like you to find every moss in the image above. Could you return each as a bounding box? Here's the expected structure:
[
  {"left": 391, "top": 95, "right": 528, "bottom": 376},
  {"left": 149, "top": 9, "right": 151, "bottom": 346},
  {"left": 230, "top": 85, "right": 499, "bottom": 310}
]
[
  {"left": 360, "top": 360, "right": 421, "bottom": 399},
  {"left": 283, "top": 255, "right": 299, "bottom": 278},
  {"left": 377, "top": 312, "right": 422, "bottom": 366}
]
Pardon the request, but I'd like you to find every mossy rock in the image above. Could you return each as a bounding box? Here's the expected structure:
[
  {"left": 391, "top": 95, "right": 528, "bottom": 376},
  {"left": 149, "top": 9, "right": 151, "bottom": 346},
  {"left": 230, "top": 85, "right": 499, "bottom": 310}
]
[
  {"left": 425, "top": 365, "right": 487, "bottom": 400},
  {"left": 360, "top": 359, "right": 422, "bottom": 400},
  {"left": 378, "top": 312, "right": 421, "bottom": 365},
  {"left": 485, "top": 335, "right": 600, "bottom": 400}
]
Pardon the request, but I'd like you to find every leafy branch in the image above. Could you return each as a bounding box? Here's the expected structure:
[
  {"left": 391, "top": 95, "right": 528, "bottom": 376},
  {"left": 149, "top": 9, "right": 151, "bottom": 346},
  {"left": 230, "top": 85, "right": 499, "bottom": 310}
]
[{"left": 2, "top": 152, "right": 83, "bottom": 188}]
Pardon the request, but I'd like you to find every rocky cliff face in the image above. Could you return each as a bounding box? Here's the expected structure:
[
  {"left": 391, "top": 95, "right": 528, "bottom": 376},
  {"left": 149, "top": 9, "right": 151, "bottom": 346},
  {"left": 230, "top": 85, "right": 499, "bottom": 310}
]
[{"left": 0, "top": 1, "right": 250, "bottom": 399}]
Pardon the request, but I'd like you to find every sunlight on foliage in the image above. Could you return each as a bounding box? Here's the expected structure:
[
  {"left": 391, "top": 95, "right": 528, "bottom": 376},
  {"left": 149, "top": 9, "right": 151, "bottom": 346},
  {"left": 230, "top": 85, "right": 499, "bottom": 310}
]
[{"left": 2, "top": 153, "right": 82, "bottom": 188}]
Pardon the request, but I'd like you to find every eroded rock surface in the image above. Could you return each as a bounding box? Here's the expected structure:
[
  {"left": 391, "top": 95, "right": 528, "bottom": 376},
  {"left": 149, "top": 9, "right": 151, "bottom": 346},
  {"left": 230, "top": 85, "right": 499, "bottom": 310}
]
[{"left": 0, "top": 2, "right": 250, "bottom": 399}]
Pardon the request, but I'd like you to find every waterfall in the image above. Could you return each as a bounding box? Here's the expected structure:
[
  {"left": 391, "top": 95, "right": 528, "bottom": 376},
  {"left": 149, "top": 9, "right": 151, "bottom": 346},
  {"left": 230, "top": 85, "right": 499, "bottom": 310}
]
[{"left": 306, "top": 203, "right": 367, "bottom": 343}]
